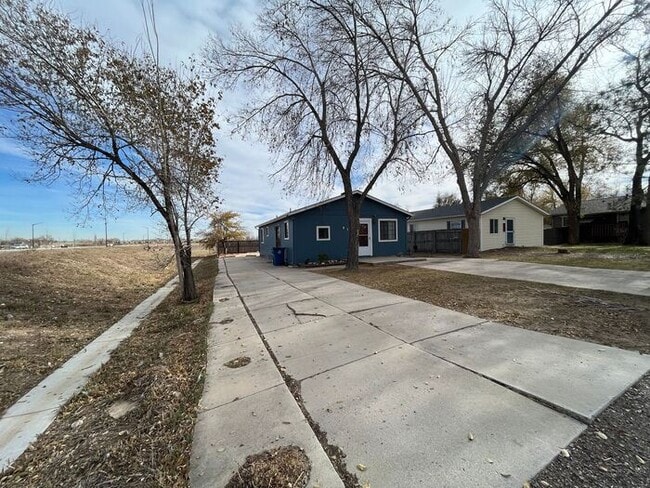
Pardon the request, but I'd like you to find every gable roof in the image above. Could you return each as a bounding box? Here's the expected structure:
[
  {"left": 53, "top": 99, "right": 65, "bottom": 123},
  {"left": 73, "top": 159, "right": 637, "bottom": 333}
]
[
  {"left": 410, "top": 196, "right": 547, "bottom": 221},
  {"left": 548, "top": 196, "right": 635, "bottom": 216},
  {"left": 257, "top": 191, "right": 412, "bottom": 228}
]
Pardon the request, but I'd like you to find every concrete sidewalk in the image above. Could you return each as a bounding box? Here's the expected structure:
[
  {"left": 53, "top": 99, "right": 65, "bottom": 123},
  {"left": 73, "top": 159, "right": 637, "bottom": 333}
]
[
  {"left": 194, "top": 257, "right": 650, "bottom": 487},
  {"left": 403, "top": 257, "right": 650, "bottom": 296}
]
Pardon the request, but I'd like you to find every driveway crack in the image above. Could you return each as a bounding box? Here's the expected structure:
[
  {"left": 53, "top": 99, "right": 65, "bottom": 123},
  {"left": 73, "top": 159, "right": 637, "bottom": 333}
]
[{"left": 286, "top": 302, "right": 327, "bottom": 318}]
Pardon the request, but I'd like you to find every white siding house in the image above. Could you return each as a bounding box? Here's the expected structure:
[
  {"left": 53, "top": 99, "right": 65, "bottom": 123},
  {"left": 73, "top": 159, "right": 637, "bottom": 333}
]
[{"left": 410, "top": 196, "right": 548, "bottom": 251}]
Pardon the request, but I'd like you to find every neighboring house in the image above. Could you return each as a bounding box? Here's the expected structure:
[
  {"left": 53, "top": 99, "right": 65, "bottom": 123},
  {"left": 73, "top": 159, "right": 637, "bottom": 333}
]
[
  {"left": 547, "top": 195, "right": 635, "bottom": 243},
  {"left": 257, "top": 191, "right": 411, "bottom": 265},
  {"left": 409, "top": 196, "right": 548, "bottom": 251}
]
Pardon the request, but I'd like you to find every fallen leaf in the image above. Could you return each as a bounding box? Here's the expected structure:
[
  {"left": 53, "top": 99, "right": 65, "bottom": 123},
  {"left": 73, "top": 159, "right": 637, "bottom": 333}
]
[
  {"left": 356, "top": 464, "right": 367, "bottom": 472},
  {"left": 500, "top": 472, "right": 511, "bottom": 478},
  {"left": 635, "top": 455, "right": 646, "bottom": 465},
  {"left": 598, "top": 466, "right": 608, "bottom": 472},
  {"left": 560, "top": 448, "right": 570, "bottom": 458},
  {"left": 596, "top": 431, "right": 608, "bottom": 440},
  {"left": 468, "top": 432, "right": 474, "bottom": 441},
  {"left": 540, "top": 482, "right": 550, "bottom": 487},
  {"left": 486, "top": 458, "right": 494, "bottom": 464},
  {"left": 523, "top": 482, "right": 531, "bottom": 488},
  {"left": 216, "top": 447, "right": 225, "bottom": 453}
]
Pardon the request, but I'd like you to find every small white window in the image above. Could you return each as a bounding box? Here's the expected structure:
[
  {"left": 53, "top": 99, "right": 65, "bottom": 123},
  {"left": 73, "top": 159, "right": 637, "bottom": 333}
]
[
  {"left": 283, "top": 221, "right": 289, "bottom": 240},
  {"left": 378, "top": 219, "right": 398, "bottom": 242},
  {"left": 260, "top": 228, "right": 264, "bottom": 243},
  {"left": 265, "top": 227, "right": 269, "bottom": 237},
  {"left": 316, "top": 226, "right": 330, "bottom": 241}
]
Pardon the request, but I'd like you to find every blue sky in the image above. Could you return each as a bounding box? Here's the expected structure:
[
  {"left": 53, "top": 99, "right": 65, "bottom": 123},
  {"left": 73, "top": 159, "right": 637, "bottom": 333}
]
[{"left": 0, "top": 0, "right": 637, "bottom": 241}]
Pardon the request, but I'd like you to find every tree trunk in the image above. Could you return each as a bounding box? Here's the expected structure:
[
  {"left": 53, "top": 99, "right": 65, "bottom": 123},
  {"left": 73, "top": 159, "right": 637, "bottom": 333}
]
[
  {"left": 179, "top": 244, "right": 197, "bottom": 301},
  {"left": 642, "top": 179, "right": 650, "bottom": 246},
  {"left": 625, "top": 154, "right": 647, "bottom": 245},
  {"left": 345, "top": 193, "right": 362, "bottom": 271},
  {"left": 565, "top": 199, "right": 581, "bottom": 245},
  {"left": 168, "top": 217, "right": 198, "bottom": 302},
  {"left": 465, "top": 202, "right": 481, "bottom": 258}
]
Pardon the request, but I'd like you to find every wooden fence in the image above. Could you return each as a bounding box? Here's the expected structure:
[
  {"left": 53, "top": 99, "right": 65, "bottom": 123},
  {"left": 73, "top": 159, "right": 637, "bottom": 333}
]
[
  {"left": 217, "top": 240, "right": 259, "bottom": 255},
  {"left": 408, "top": 230, "right": 464, "bottom": 254}
]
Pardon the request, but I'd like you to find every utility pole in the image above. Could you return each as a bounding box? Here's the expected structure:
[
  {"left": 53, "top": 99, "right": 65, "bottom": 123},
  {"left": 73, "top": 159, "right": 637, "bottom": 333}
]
[{"left": 31, "top": 222, "right": 42, "bottom": 249}]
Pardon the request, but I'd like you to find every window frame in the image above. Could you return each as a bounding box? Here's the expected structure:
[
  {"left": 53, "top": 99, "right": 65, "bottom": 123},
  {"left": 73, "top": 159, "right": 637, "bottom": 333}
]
[
  {"left": 489, "top": 218, "right": 499, "bottom": 234},
  {"left": 316, "top": 225, "right": 331, "bottom": 241},
  {"left": 283, "top": 221, "right": 290, "bottom": 240},
  {"left": 265, "top": 227, "right": 269, "bottom": 237},
  {"left": 260, "top": 228, "right": 265, "bottom": 243},
  {"left": 378, "top": 218, "right": 398, "bottom": 242}
]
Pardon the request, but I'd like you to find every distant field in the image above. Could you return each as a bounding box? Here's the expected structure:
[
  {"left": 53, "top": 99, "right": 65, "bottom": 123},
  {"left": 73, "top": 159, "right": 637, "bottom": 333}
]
[{"left": 0, "top": 245, "right": 201, "bottom": 413}]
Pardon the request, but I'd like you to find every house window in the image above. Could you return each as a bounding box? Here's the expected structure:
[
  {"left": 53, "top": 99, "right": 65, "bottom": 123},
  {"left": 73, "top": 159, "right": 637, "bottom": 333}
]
[
  {"left": 283, "top": 221, "right": 289, "bottom": 240},
  {"left": 489, "top": 219, "right": 499, "bottom": 234},
  {"left": 378, "top": 219, "right": 398, "bottom": 242},
  {"left": 265, "top": 227, "right": 269, "bottom": 237},
  {"left": 260, "top": 228, "right": 264, "bottom": 243},
  {"left": 560, "top": 216, "right": 569, "bottom": 227},
  {"left": 408, "top": 224, "right": 414, "bottom": 233},
  {"left": 316, "top": 226, "right": 330, "bottom": 241},
  {"left": 447, "top": 220, "right": 464, "bottom": 230}
]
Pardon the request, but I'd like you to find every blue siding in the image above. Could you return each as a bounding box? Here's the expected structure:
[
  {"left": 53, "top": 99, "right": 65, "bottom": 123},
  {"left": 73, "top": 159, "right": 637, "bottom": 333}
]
[
  {"left": 258, "top": 219, "right": 294, "bottom": 264},
  {"left": 258, "top": 196, "right": 408, "bottom": 265}
]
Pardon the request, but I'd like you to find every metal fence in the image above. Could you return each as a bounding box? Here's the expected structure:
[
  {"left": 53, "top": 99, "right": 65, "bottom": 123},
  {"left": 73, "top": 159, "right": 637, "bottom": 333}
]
[
  {"left": 217, "top": 240, "right": 259, "bottom": 254},
  {"left": 408, "top": 230, "right": 463, "bottom": 254}
]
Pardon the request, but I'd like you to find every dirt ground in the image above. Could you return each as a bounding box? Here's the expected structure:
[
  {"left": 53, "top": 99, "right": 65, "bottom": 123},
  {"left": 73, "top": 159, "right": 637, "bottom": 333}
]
[
  {"left": 319, "top": 264, "right": 649, "bottom": 487},
  {"left": 481, "top": 245, "right": 650, "bottom": 271},
  {"left": 0, "top": 256, "right": 217, "bottom": 488},
  {"left": 0, "top": 245, "right": 180, "bottom": 414},
  {"left": 320, "top": 264, "right": 650, "bottom": 353}
]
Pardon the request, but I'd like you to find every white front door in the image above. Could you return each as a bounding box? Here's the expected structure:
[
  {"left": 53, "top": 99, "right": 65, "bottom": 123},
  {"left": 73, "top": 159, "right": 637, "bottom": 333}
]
[
  {"left": 359, "top": 218, "right": 373, "bottom": 256},
  {"left": 505, "top": 218, "right": 515, "bottom": 245}
]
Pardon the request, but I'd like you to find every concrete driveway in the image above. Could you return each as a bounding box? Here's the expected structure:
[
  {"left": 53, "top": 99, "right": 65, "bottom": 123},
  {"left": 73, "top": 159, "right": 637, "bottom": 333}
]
[
  {"left": 403, "top": 257, "right": 650, "bottom": 296},
  {"left": 191, "top": 257, "right": 650, "bottom": 488}
]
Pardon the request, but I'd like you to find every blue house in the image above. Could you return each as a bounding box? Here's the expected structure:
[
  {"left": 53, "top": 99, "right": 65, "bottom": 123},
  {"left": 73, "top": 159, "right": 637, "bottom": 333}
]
[{"left": 257, "top": 192, "right": 411, "bottom": 265}]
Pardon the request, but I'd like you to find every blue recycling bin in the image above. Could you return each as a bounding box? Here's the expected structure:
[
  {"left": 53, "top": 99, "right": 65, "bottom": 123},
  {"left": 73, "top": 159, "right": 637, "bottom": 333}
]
[{"left": 272, "top": 247, "right": 286, "bottom": 266}]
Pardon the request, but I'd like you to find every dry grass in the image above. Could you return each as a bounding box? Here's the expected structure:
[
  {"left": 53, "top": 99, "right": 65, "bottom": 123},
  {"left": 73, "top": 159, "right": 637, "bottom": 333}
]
[
  {"left": 0, "top": 256, "right": 217, "bottom": 488},
  {"left": 318, "top": 265, "right": 650, "bottom": 353},
  {"left": 481, "top": 245, "right": 650, "bottom": 271},
  {"left": 225, "top": 446, "right": 311, "bottom": 488},
  {"left": 0, "top": 245, "right": 180, "bottom": 413}
]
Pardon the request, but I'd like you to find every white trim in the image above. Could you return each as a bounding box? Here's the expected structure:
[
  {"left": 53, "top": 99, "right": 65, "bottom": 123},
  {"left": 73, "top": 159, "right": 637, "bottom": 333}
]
[
  {"left": 316, "top": 225, "right": 331, "bottom": 241},
  {"left": 482, "top": 196, "right": 549, "bottom": 216},
  {"left": 260, "top": 228, "right": 265, "bottom": 244},
  {"left": 283, "top": 221, "right": 289, "bottom": 240},
  {"left": 359, "top": 218, "right": 373, "bottom": 256},
  {"left": 378, "top": 219, "right": 398, "bottom": 242}
]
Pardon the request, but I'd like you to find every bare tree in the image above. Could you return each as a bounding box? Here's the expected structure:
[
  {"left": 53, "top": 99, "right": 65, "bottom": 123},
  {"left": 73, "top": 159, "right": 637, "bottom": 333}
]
[
  {"left": 206, "top": 0, "right": 428, "bottom": 270},
  {"left": 495, "top": 96, "right": 619, "bottom": 244},
  {"left": 433, "top": 192, "right": 461, "bottom": 208},
  {"left": 0, "top": 0, "right": 221, "bottom": 301},
  {"left": 358, "top": 0, "right": 643, "bottom": 256},
  {"left": 600, "top": 41, "right": 650, "bottom": 245}
]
